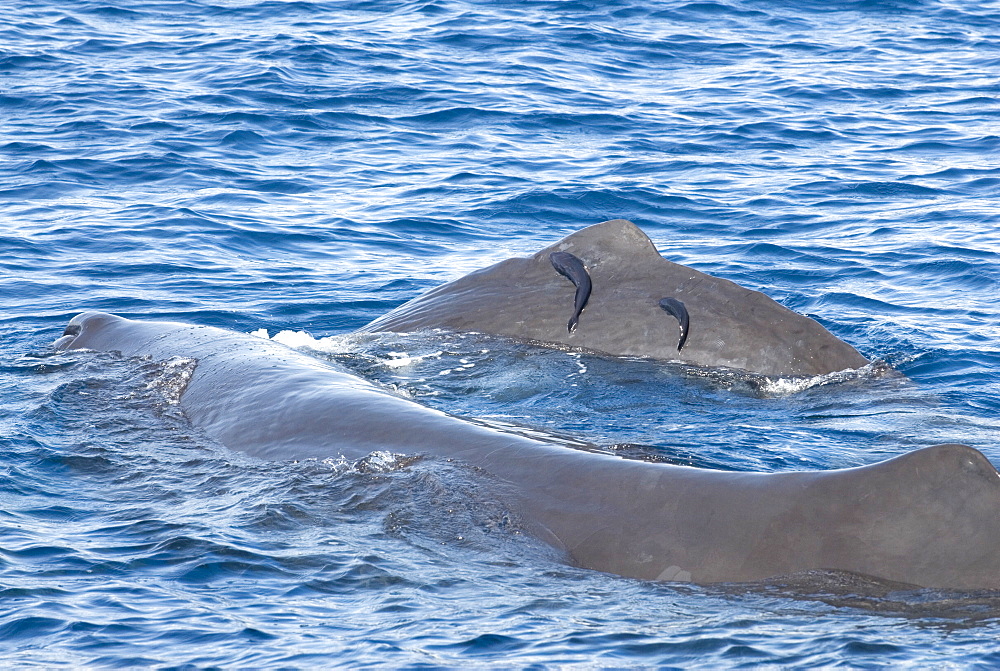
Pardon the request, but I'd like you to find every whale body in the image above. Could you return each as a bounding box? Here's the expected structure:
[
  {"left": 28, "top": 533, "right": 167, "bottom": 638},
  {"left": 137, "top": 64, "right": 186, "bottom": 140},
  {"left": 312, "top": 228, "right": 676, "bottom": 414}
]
[
  {"left": 56, "top": 312, "right": 1000, "bottom": 590},
  {"left": 359, "top": 219, "right": 869, "bottom": 378}
]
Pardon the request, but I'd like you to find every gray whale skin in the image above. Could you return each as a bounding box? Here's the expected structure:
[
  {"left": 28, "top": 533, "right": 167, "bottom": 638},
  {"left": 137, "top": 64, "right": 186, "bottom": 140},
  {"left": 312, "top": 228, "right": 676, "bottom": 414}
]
[
  {"left": 57, "top": 311, "right": 1000, "bottom": 590},
  {"left": 359, "top": 219, "right": 869, "bottom": 377}
]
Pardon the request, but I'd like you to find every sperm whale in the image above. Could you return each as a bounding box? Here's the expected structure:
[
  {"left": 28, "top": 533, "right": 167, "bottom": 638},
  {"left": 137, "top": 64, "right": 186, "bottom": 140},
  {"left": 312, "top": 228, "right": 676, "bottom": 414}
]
[
  {"left": 55, "top": 311, "right": 1000, "bottom": 590},
  {"left": 358, "top": 219, "right": 869, "bottom": 377}
]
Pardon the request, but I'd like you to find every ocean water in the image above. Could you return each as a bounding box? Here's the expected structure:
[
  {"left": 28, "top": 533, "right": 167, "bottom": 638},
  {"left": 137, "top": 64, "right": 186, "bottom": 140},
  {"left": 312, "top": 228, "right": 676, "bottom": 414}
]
[{"left": 2, "top": 0, "right": 1000, "bottom": 666}]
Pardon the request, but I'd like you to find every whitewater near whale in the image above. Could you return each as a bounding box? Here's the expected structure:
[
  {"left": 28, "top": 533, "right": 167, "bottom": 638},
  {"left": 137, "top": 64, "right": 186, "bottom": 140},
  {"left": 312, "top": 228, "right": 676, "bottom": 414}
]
[
  {"left": 55, "top": 311, "right": 1000, "bottom": 590},
  {"left": 359, "top": 219, "right": 869, "bottom": 378}
]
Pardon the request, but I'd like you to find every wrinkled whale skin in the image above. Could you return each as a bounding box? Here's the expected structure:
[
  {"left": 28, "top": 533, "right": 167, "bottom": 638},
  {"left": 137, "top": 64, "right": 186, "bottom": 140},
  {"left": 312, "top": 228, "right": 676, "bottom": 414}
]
[
  {"left": 358, "top": 219, "right": 869, "bottom": 377},
  {"left": 56, "top": 312, "right": 1000, "bottom": 591}
]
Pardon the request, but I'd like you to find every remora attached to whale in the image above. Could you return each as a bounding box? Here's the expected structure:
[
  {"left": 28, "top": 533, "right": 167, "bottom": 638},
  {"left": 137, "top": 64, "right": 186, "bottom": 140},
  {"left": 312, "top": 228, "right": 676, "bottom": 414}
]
[
  {"left": 56, "top": 312, "right": 1000, "bottom": 590},
  {"left": 359, "top": 219, "right": 869, "bottom": 378}
]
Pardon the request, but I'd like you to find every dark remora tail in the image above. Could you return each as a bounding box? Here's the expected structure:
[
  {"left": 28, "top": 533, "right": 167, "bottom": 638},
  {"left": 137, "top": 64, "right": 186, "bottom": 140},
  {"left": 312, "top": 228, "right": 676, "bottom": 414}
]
[{"left": 550, "top": 251, "right": 592, "bottom": 333}]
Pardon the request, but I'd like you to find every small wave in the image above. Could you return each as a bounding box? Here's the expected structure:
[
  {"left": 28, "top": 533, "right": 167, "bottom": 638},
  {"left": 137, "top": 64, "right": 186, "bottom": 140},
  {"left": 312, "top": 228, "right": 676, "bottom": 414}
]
[
  {"left": 756, "top": 360, "right": 895, "bottom": 396},
  {"left": 310, "top": 449, "right": 415, "bottom": 474},
  {"left": 251, "top": 327, "right": 356, "bottom": 354},
  {"left": 254, "top": 328, "right": 486, "bottom": 377},
  {"left": 142, "top": 357, "right": 197, "bottom": 406}
]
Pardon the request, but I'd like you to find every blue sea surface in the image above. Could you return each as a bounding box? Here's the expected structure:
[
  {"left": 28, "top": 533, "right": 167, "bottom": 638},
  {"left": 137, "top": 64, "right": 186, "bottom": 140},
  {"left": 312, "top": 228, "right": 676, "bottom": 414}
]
[{"left": 3, "top": 0, "right": 1000, "bottom": 666}]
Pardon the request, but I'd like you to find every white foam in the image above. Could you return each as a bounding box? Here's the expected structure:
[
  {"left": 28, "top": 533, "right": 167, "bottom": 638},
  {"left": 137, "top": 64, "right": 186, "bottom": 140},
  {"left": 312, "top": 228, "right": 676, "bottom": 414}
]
[
  {"left": 272, "top": 329, "right": 331, "bottom": 350},
  {"left": 756, "top": 360, "right": 891, "bottom": 396},
  {"left": 358, "top": 450, "right": 404, "bottom": 472},
  {"left": 382, "top": 350, "right": 444, "bottom": 369},
  {"left": 759, "top": 375, "right": 830, "bottom": 395},
  {"left": 249, "top": 328, "right": 357, "bottom": 355}
]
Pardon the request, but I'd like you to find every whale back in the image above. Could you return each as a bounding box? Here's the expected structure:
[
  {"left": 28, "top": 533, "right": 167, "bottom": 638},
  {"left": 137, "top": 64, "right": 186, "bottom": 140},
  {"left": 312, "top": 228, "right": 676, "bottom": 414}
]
[
  {"left": 56, "top": 311, "right": 547, "bottom": 462},
  {"left": 737, "top": 443, "right": 1000, "bottom": 589},
  {"left": 56, "top": 312, "right": 1000, "bottom": 590},
  {"left": 555, "top": 443, "right": 1000, "bottom": 590},
  {"left": 359, "top": 219, "right": 868, "bottom": 377}
]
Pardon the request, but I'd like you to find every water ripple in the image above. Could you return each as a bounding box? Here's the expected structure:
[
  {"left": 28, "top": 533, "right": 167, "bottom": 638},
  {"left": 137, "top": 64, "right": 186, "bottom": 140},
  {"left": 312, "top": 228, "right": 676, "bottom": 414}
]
[{"left": 3, "top": 0, "right": 1000, "bottom": 666}]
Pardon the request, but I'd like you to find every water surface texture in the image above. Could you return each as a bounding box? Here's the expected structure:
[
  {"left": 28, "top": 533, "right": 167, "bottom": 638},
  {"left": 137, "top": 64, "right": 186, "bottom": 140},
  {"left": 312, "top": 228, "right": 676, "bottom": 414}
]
[{"left": 3, "top": 0, "right": 1000, "bottom": 666}]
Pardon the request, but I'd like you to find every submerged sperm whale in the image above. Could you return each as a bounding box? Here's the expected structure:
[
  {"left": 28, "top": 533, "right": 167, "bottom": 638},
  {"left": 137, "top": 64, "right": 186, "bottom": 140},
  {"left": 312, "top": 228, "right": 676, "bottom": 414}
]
[
  {"left": 56, "top": 312, "right": 1000, "bottom": 590},
  {"left": 359, "top": 219, "right": 869, "bottom": 377}
]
